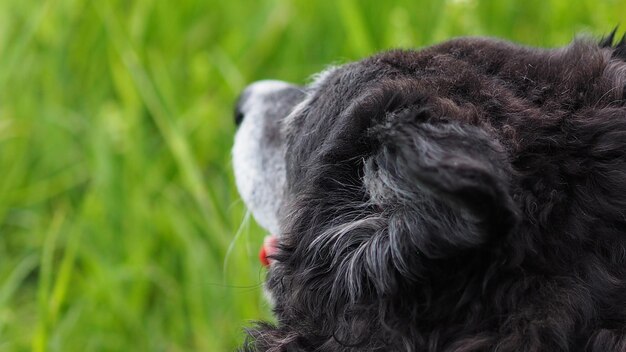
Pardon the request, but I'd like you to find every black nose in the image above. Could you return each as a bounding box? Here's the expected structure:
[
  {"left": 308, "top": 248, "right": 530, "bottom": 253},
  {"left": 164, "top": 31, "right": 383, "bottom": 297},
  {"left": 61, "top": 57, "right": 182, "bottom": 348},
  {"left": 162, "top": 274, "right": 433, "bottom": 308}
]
[{"left": 234, "top": 90, "right": 250, "bottom": 126}]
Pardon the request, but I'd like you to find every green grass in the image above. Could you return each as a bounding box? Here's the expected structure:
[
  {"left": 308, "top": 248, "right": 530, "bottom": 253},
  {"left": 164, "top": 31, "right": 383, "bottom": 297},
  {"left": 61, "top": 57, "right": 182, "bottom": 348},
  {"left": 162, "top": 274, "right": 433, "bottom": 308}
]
[{"left": 0, "top": 0, "right": 624, "bottom": 350}]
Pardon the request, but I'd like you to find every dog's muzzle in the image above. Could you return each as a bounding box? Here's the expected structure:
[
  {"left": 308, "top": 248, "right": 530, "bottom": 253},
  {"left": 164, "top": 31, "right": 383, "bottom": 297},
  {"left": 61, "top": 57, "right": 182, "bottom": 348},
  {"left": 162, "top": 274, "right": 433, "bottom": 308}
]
[{"left": 232, "top": 80, "right": 305, "bottom": 263}]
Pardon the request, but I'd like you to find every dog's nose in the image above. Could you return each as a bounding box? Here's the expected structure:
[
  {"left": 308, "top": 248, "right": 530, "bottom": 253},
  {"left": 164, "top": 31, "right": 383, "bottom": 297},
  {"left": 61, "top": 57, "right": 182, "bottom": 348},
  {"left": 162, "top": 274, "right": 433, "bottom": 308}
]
[{"left": 234, "top": 90, "right": 250, "bottom": 127}]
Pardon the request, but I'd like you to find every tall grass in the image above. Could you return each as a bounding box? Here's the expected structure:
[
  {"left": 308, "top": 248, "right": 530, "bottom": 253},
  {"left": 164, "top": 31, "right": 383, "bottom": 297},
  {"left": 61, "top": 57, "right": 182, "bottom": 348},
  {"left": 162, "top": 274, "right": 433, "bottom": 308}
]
[{"left": 0, "top": 0, "right": 623, "bottom": 350}]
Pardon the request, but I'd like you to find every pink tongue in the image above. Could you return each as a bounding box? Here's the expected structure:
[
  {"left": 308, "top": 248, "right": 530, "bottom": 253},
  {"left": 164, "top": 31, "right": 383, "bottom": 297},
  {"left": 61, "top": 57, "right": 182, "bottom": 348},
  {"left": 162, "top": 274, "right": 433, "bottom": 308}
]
[{"left": 259, "top": 235, "right": 278, "bottom": 267}]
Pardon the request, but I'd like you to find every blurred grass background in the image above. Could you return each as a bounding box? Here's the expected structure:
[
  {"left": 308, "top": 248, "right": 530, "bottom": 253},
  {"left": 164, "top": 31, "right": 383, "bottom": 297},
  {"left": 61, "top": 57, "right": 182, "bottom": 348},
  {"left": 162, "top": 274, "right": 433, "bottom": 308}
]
[{"left": 0, "top": 0, "right": 624, "bottom": 350}]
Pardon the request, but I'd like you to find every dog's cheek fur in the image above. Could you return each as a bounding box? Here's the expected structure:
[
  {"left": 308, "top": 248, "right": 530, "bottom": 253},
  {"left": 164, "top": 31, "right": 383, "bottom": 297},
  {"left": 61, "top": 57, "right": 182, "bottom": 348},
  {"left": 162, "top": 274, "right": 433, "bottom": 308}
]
[{"left": 240, "top": 115, "right": 523, "bottom": 352}]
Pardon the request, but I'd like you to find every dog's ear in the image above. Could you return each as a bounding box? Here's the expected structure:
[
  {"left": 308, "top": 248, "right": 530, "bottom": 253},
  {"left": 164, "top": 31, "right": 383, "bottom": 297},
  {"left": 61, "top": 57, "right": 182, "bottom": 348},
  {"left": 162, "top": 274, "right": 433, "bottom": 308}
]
[{"left": 364, "top": 107, "right": 519, "bottom": 257}]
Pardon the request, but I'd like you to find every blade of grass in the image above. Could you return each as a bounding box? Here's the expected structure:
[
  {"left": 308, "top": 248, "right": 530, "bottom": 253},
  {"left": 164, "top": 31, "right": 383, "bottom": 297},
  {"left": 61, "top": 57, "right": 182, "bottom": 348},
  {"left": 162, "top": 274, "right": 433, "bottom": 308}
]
[
  {"left": 339, "top": 0, "right": 374, "bottom": 56},
  {"left": 32, "top": 205, "right": 66, "bottom": 352}
]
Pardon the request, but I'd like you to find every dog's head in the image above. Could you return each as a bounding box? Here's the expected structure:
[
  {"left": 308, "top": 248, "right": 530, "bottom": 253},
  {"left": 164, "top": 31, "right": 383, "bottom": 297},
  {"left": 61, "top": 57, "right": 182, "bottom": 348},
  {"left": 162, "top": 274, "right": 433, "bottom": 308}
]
[
  {"left": 233, "top": 39, "right": 521, "bottom": 254},
  {"left": 232, "top": 36, "right": 626, "bottom": 350}
]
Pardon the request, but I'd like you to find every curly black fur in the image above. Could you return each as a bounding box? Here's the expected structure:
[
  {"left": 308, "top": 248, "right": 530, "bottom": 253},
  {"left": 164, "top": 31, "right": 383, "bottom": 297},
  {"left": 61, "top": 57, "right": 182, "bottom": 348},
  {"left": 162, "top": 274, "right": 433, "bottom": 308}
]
[{"left": 241, "top": 35, "right": 626, "bottom": 351}]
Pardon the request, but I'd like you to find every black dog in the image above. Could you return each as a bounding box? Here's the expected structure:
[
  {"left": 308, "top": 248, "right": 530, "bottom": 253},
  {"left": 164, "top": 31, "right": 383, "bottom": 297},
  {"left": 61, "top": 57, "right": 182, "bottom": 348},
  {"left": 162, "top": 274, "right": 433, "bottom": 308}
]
[{"left": 232, "top": 33, "right": 626, "bottom": 351}]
